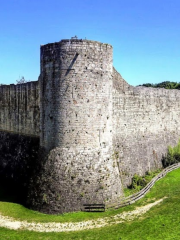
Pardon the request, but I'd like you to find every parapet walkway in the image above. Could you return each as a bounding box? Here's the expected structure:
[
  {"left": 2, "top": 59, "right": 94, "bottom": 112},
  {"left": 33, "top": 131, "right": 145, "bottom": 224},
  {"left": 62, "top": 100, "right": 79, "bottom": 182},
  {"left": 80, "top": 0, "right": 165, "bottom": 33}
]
[{"left": 107, "top": 162, "right": 180, "bottom": 209}]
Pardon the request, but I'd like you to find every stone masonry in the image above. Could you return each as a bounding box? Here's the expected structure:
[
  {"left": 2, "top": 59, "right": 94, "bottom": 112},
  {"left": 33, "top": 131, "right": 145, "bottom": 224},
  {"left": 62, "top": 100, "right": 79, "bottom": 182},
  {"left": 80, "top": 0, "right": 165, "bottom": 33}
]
[{"left": 0, "top": 38, "right": 180, "bottom": 213}]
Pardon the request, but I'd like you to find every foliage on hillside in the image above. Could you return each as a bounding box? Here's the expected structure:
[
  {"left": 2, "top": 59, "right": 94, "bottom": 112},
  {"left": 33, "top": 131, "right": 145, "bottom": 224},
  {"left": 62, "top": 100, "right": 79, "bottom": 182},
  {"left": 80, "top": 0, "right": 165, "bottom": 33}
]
[
  {"left": 139, "top": 81, "right": 180, "bottom": 89},
  {"left": 162, "top": 139, "right": 180, "bottom": 167},
  {"left": 126, "top": 170, "right": 160, "bottom": 193},
  {"left": 0, "top": 168, "right": 180, "bottom": 239}
]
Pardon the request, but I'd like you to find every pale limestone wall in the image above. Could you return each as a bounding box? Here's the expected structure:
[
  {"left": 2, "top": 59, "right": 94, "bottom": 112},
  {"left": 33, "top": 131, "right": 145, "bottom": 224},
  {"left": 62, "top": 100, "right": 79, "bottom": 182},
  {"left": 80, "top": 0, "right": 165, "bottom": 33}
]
[
  {"left": 113, "top": 68, "right": 180, "bottom": 186},
  {"left": 0, "top": 81, "right": 40, "bottom": 136},
  {"left": 40, "top": 39, "right": 113, "bottom": 151},
  {"left": 28, "top": 146, "right": 122, "bottom": 213}
]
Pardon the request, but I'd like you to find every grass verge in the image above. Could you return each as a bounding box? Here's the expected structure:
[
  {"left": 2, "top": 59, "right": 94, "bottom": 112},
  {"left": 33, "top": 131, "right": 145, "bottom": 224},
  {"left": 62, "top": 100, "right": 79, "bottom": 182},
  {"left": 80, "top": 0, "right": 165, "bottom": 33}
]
[{"left": 0, "top": 168, "right": 180, "bottom": 239}]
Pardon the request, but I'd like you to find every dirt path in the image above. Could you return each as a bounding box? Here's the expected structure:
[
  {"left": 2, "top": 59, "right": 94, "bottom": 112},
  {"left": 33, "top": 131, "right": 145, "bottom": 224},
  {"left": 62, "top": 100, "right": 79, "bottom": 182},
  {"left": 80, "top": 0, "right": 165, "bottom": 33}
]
[{"left": 0, "top": 198, "right": 165, "bottom": 232}]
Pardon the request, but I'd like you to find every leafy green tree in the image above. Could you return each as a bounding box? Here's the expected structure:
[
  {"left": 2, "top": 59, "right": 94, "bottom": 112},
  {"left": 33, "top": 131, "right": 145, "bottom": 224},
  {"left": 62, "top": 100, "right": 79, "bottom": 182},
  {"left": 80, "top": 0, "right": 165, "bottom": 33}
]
[
  {"left": 138, "top": 81, "right": 180, "bottom": 89},
  {"left": 16, "top": 76, "right": 29, "bottom": 84}
]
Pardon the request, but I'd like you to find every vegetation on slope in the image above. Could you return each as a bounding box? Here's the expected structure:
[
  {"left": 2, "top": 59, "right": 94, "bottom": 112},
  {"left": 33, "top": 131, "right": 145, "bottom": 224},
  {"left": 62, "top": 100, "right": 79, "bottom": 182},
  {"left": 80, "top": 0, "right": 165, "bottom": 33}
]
[
  {"left": 1, "top": 142, "right": 180, "bottom": 239},
  {"left": 125, "top": 139, "right": 180, "bottom": 197},
  {"left": 124, "top": 169, "right": 161, "bottom": 196},
  {"left": 0, "top": 167, "right": 180, "bottom": 239},
  {"left": 162, "top": 139, "right": 180, "bottom": 167}
]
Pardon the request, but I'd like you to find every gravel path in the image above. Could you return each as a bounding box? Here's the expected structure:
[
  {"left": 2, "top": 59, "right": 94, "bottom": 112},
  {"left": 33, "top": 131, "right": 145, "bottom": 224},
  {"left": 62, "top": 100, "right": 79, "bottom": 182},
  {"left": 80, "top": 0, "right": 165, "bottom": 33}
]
[{"left": 0, "top": 198, "right": 165, "bottom": 232}]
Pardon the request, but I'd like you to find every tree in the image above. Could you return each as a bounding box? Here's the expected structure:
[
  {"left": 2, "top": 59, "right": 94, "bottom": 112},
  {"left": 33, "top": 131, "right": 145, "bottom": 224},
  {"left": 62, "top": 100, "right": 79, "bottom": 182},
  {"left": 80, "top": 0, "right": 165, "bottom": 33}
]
[
  {"left": 16, "top": 76, "right": 29, "bottom": 84},
  {"left": 138, "top": 81, "right": 180, "bottom": 89}
]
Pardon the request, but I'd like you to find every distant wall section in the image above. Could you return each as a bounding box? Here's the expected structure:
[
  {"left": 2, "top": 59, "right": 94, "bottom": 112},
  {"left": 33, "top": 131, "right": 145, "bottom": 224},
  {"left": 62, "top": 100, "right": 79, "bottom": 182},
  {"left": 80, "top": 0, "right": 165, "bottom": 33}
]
[
  {"left": 0, "top": 81, "right": 40, "bottom": 203},
  {"left": 113, "top": 68, "right": 180, "bottom": 186},
  {"left": 0, "top": 81, "right": 40, "bottom": 136}
]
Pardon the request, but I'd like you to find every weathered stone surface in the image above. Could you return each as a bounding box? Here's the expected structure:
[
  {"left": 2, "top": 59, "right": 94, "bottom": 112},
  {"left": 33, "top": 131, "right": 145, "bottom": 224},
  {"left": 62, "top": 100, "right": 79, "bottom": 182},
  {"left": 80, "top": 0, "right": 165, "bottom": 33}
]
[
  {"left": 40, "top": 40, "right": 113, "bottom": 151},
  {"left": 113, "top": 68, "right": 180, "bottom": 186},
  {"left": 0, "top": 38, "right": 180, "bottom": 213},
  {"left": 28, "top": 146, "right": 122, "bottom": 214},
  {"left": 0, "top": 81, "right": 39, "bottom": 136},
  {"left": 33, "top": 39, "right": 123, "bottom": 213}
]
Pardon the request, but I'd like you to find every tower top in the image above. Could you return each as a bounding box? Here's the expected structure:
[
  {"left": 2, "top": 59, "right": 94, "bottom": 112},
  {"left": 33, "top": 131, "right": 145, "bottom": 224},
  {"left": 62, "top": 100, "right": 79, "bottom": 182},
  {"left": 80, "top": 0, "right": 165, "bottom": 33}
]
[{"left": 40, "top": 38, "right": 112, "bottom": 48}]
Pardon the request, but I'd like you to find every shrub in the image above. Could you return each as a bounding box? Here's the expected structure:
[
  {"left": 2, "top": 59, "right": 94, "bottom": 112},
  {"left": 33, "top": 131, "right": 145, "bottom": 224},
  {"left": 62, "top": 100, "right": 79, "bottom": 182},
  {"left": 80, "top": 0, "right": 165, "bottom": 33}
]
[
  {"left": 162, "top": 139, "right": 180, "bottom": 167},
  {"left": 16, "top": 76, "right": 30, "bottom": 84},
  {"left": 129, "top": 174, "right": 147, "bottom": 190},
  {"left": 128, "top": 169, "right": 161, "bottom": 192}
]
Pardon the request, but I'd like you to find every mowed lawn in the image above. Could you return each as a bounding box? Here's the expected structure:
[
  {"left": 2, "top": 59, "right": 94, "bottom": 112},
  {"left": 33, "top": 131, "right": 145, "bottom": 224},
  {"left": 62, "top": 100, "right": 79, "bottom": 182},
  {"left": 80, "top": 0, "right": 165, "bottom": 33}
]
[{"left": 0, "top": 168, "right": 180, "bottom": 240}]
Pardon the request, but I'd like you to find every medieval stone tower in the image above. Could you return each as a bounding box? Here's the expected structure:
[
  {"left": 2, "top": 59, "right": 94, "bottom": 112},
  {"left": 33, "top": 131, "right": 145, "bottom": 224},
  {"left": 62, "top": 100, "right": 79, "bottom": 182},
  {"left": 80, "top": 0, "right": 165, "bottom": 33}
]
[
  {"left": 29, "top": 39, "right": 123, "bottom": 213},
  {"left": 40, "top": 39, "right": 113, "bottom": 151}
]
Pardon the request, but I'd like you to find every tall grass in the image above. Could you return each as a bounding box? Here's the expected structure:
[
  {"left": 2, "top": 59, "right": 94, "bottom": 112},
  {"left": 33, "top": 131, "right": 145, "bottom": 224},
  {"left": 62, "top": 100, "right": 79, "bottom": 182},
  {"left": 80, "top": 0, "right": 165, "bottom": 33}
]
[{"left": 168, "top": 139, "right": 180, "bottom": 156}]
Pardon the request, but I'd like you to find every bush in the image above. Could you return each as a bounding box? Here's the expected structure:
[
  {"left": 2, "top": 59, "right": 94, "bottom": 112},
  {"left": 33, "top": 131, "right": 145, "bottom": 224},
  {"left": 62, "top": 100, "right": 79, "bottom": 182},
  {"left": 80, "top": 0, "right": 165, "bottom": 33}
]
[
  {"left": 129, "top": 174, "right": 148, "bottom": 190},
  {"left": 128, "top": 169, "right": 161, "bottom": 192},
  {"left": 16, "top": 76, "right": 29, "bottom": 84},
  {"left": 162, "top": 139, "right": 180, "bottom": 167}
]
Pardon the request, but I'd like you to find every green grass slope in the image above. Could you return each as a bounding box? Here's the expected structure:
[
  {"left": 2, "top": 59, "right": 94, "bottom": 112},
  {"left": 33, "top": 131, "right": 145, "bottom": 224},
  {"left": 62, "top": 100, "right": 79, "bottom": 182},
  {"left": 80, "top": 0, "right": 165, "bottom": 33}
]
[{"left": 0, "top": 168, "right": 180, "bottom": 240}]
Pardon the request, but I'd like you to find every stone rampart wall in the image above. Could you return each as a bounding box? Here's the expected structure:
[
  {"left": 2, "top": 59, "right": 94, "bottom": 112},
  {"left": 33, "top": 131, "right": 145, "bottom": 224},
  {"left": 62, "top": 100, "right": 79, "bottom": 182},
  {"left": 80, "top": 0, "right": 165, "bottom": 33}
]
[
  {"left": 0, "top": 81, "right": 40, "bottom": 136},
  {"left": 0, "top": 81, "right": 40, "bottom": 204},
  {"left": 113, "top": 68, "right": 180, "bottom": 186}
]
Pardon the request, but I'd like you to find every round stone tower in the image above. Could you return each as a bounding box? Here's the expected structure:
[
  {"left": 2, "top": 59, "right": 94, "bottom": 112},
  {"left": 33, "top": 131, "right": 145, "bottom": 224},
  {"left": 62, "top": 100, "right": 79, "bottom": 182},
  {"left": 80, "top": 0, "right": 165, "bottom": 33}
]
[
  {"left": 40, "top": 39, "right": 114, "bottom": 151},
  {"left": 29, "top": 39, "right": 123, "bottom": 213}
]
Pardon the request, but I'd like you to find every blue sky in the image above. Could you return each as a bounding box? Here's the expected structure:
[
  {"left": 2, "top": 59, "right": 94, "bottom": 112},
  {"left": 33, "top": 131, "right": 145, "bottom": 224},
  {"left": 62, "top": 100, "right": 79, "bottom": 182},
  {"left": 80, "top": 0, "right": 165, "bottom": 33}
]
[{"left": 0, "top": 0, "right": 179, "bottom": 86}]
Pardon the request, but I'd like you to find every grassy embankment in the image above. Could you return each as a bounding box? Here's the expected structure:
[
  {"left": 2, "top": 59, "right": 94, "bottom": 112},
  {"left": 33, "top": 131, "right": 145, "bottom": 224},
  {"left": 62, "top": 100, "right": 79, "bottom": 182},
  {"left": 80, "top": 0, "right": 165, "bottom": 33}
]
[{"left": 0, "top": 167, "right": 180, "bottom": 239}]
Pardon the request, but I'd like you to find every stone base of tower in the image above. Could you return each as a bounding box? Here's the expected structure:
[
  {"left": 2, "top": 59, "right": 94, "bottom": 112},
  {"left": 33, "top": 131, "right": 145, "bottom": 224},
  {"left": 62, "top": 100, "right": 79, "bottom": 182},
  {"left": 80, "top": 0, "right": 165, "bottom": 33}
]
[{"left": 27, "top": 147, "right": 123, "bottom": 214}]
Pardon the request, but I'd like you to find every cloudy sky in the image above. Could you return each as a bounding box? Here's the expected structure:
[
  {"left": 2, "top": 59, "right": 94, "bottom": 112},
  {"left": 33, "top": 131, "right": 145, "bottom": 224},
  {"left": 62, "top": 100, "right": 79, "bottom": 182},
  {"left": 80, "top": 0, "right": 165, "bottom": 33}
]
[{"left": 0, "top": 0, "right": 180, "bottom": 86}]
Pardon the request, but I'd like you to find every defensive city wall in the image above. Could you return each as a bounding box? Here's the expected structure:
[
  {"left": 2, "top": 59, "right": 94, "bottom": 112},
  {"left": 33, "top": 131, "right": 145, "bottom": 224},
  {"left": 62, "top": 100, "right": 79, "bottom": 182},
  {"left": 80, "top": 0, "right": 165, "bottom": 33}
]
[{"left": 0, "top": 38, "right": 180, "bottom": 214}]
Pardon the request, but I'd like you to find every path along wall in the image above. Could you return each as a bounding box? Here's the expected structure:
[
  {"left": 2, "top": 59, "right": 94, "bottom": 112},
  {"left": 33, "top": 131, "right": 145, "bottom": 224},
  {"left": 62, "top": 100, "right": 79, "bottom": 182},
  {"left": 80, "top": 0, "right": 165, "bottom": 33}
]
[
  {"left": 113, "top": 68, "right": 180, "bottom": 186},
  {"left": 0, "top": 82, "right": 40, "bottom": 203}
]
